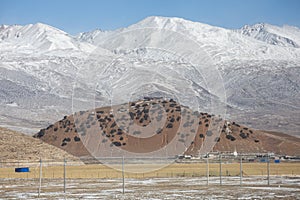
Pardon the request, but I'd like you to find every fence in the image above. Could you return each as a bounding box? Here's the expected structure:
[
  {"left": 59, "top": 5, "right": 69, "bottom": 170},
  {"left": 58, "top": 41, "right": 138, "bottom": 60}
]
[{"left": 0, "top": 156, "right": 299, "bottom": 196}]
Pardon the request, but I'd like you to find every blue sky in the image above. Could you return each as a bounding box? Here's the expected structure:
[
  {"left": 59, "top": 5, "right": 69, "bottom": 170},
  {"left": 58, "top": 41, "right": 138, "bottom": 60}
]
[{"left": 0, "top": 0, "right": 299, "bottom": 34}]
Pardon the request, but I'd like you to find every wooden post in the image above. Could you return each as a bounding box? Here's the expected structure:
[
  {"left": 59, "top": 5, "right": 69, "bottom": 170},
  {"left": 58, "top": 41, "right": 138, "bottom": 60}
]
[
  {"left": 219, "top": 154, "right": 222, "bottom": 186},
  {"left": 122, "top": 156, "right": 125, "bottom": 194},
  {"left": 38, "top": 158, "right": 42, "bottom": 197},
  {"left": 267, "top": 154, "right": 270, "bottom": 186},
  {"left": 206, "top": 157, "right": 209, "bottom": 186},
  {"left": 64, "top": 158, "right": 66, "bottom": 194},
  {"left": 240, "top": 156, "right": 243, "bottom": 186}
]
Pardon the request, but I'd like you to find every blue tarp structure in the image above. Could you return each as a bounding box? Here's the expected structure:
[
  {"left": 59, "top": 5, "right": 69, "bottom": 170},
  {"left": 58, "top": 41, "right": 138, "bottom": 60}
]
[{"left": 15, "top": 167, "right": 30, "bottom": 172}]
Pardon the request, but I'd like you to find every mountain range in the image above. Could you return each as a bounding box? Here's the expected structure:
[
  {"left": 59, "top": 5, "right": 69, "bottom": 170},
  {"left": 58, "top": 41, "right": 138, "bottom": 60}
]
[{"left": 0, "top": 16, "right": 299, "bottom": 137}]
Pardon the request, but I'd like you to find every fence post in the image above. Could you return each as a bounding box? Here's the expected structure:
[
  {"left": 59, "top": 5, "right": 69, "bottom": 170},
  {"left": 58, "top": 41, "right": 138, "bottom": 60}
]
[
  {"left": 267, "top": 154, "right": 270, "bottom": 186},
  {"left": 240, "top": 156, "right": 243, "bottom": 186},
  {"left": 206, "top": 157, "right": 209, "bottom": 186},
  {"left": 122, "top": 156, "right": 125, "bottom": 194},
  {"left": 219, "top": 154, "right": 222, "bottom": 186},
  {"left": 38, "top": 158, "right": 42, "bottom": 197},
  {"left": 64, "top": 158, "right": 66, "bottom": 194}
]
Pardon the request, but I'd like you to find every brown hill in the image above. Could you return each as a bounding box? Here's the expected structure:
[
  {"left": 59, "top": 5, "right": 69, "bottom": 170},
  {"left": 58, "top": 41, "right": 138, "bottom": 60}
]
[
  {"left": 34, "top": 98, "right": 300, "bottom": 158},
  {"left": 0, "top": 127, "right": 82, "bottom": 163}
]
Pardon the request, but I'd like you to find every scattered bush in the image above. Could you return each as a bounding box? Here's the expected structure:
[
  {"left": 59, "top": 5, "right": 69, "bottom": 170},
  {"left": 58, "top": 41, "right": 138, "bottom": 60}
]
[
  {"left": 226, "top": 134, "right": 236, "bottom": 141},
  {"left": 206, "top": 130, "right": 213, "bottom": 136},
  {"left": 166, "top": 123, "right": 173, "bottom": 128},
  {"left": 102, "top": 139, "right": 108, "bottom": 143},
  {"left": 63, "top": 137, "right": 71, "bottom": 142},
  {"left": 239, "top": 132, "right": 248, "bottom": 139},
  {"left": 74, "top": 136, "right": 81, "bottom": 142},
  {"left": 46, "top": 124, "right": 53, "bottom": 130},
  {"left": 35, "top": 129, "right": 45, "bottom": 138},
  {"left": 155, "top": 128, "right": 162, "bottom": 134},
  {"left": 112, "top": 141, "right": 121, "bottom": 146}
]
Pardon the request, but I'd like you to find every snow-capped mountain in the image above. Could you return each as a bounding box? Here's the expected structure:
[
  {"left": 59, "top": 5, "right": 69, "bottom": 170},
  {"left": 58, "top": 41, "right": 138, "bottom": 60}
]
[
  {"left": 0, "top": 16, "right": 299, "bottom": 137},
  {"left": 77, "top": 16, "right": 300, "bottom": 62},
  {"left": 0, "top": 23, "right": 96, "bottom": 53},
  {"left": 240, "top": 23, "right": 300, "bottom": 48}
]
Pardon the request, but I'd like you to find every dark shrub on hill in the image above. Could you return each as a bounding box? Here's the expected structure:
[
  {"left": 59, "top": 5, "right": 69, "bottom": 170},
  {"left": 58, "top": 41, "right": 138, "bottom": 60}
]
[
  {"left": 226, "top": 134, "right": 236, "bottom": 141},
  {"left": 206, "top": 130, "right": 213, "bottom": 136},
  {"left": 35, "top": 129, "right": 45, "bottom": 138},
  {"left": 74, "top": 136, "right": 81, "bottom": 142},
  {"left": 239, "top": 132, "right": 248, "bottom": 139},
  {"left": 166, "top": 123, "right": 173, "bottom": 128},
  {"left": 63, "top": 137, "right": 71, "bottom": 142},
  {"left": 46, "top": 124, "right": 53, "bottom": 130},
  {"left": 113, "top": 141, "right": 121, "bottom": 146}
]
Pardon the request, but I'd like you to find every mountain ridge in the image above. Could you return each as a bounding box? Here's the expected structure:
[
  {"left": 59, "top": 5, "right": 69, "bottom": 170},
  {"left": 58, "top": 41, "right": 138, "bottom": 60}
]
[
  {"left": 0, "top": 16, "right": 299, "bottom": 138},
  {"left": 2, "top": 16, "right": 300, "bottom": 59}
]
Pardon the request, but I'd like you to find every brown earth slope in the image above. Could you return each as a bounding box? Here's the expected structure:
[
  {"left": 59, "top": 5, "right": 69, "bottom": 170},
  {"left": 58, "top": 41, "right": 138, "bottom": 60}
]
[
  {"left": 34, "top": 98, "right": 300, "bottom": 158},
  {"left": 0, "top": 127, "right": 82, "bottom": 163}
]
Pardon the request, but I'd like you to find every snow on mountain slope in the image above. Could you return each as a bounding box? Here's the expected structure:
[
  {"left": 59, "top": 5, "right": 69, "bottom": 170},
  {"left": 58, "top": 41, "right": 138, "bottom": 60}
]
[
  {"left": 78, "top": 16, "right": 300, "bottom": 63},
  {"left": 76, "top": 16, "right": 300, "bottom": 136},
  {"left": 77, "top": 29, "right": 112, "bottom": 45},
  {"left": 0, "top": 17, "right": 299, "bottom": 137},
  {"left": 240, "top": 23, "right": 300, "bottom": 48},
  {"left": 0, "top": 23, "right": 96, "bottom": 54}
]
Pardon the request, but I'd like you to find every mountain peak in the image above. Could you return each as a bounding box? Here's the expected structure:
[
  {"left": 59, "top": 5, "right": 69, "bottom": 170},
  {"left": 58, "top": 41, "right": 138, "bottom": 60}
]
[
  {"left": 240, "top": 23, "right": 267, "bottom": 35},
  {"left": 0, "top": 24, "right": 9, "bottom": 30},
  {"left": 240, "top": 23, "right": 299, "bottom": 48},
  {"left": 32, "top": 22, "right": 66, "bottom": 33},
  {"left": 136, "top": 16, "right": 213, "bottom": 29},
  {"left": 0, "top": 22, "right": 96, "bottom": 53},
  {"left": 0, "top": 22, "right": 66, "bottom": 41}
]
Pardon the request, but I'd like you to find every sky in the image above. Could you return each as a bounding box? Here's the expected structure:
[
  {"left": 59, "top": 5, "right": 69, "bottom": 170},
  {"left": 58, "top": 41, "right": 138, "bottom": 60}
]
[{"left": 0, "top": 0, "right": 299, "bottom": 35}]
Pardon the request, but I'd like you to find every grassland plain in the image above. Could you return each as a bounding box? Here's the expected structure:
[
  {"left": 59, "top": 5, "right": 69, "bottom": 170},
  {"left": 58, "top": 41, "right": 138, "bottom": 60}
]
[{"left": 1, "top": 162, "right": 299, "bottom": 179}]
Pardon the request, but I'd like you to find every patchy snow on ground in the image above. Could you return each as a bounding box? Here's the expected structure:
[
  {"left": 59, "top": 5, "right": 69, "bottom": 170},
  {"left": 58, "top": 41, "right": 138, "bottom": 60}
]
[{"left": 0, "top": 176, "right": 299, "bottom": 199}]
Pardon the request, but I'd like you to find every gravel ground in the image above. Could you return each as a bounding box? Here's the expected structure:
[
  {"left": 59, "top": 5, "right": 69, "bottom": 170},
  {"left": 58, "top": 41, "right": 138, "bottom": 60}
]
[{"left": 0, "top": 176, "right": 299, "bottom": 199}]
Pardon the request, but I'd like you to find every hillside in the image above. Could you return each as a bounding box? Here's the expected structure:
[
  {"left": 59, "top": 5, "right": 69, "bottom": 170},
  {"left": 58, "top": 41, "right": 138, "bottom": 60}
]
[
  {"left": 34, "top": 98, "right": 300, "bottom": 158},
  {"left": 0, "top": 16, "right": 299, "bottom": 137},
  {"left": 0, "top": 127, "right": 82, "bottom": 163}
]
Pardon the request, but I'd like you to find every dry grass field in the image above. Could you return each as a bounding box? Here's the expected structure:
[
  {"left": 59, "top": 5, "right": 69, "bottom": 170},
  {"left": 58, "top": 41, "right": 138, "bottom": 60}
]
[
  {"left": 1, "top": 161, "right": 300, "bottom": 199},
  {"left": 1, "top": 161, "right": 299, "bottom": 179}
]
